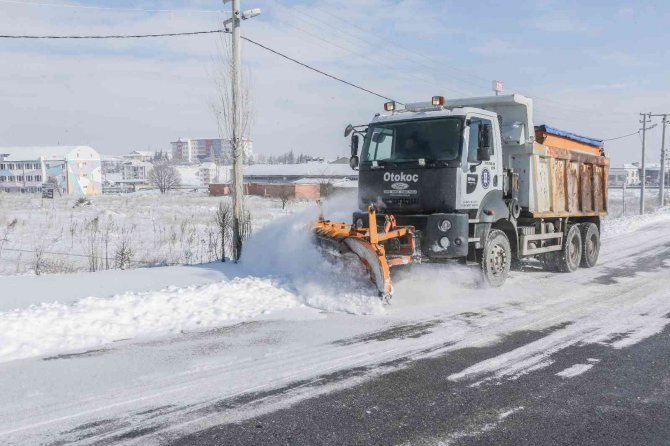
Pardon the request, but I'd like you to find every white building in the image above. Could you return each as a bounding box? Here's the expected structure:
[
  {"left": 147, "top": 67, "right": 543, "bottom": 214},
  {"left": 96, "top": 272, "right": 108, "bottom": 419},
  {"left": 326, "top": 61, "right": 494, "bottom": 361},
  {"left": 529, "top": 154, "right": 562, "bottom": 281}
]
[
  {"left": 124, "top": 150, "right": 156, "bottom": 162},
  {"left": 171, "top": 137, "right": 252, "bottom": 164},
  {"left": 608, "top": 164, "right": 640, "bottom": 186},
  {"left": 121, "top": 160, "right": 150, "bottom": 182},
  {"left": 0, "top": 146, "right": 102, "bottom": 195}
]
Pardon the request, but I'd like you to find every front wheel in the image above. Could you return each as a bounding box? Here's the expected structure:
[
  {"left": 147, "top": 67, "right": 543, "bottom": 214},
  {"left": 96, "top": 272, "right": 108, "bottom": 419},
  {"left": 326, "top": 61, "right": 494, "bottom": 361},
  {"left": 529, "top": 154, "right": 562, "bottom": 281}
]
[{"left": 480, "top": 229, "right": 511, "bottom": 287}]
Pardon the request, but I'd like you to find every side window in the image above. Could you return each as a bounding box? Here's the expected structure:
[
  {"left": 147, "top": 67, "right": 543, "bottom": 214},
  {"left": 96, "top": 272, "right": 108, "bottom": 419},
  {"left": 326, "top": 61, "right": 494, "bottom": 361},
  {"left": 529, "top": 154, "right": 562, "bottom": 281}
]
[
  {"left": 467, "top": 118, "right": 493, "bottom": 163},
  {"left": 365, "top": 128, "right": 393, "bottom": 161},
  {"left": 467, "top": 120, "right": 481, "bottom": 163}
]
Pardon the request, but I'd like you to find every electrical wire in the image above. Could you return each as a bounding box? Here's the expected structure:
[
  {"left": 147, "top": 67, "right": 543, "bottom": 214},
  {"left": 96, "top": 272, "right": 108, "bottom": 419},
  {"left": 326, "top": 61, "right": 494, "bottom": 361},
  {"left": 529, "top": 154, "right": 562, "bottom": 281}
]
[
  {"left": 0, "top": 27, "right": 402, "bottom": 105},
  {"left": 302, "top": 4, "right": 632, "bottom": 120},
  {"left": 0, "top": 29, "right": 224, "bottom": 39},
  {"left": 275, "top": 17, "right": 476, "bottom": 99},
  {"left": 603, "top": 130, "right": 640, "bottom": 142},
  {"left": 0, "top": 0, "right": 219, "bottom": 14},
  {"left": 239, "top": 34, "right": 403, "bottom": 104}
]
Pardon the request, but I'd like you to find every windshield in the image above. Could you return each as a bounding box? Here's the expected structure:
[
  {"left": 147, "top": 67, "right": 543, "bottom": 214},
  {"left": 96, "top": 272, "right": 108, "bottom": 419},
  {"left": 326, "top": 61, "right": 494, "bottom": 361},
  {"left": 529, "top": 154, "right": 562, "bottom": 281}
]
[{"left": 361, "top": 117, "right": 463, "bottom": 163}]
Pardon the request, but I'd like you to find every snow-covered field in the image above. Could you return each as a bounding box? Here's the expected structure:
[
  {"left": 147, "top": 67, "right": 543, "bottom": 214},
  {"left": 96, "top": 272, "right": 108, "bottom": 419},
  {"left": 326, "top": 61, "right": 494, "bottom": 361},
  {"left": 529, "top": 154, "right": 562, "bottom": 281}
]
[
  {"left": 0, "top": 186, "right": 662, "bottom": 277},
  {"left": 0, "top": 190, "right": 311, "bottom": 276},
  {"left": 1, "top": 189, "right": 670, "bottom": 444}
]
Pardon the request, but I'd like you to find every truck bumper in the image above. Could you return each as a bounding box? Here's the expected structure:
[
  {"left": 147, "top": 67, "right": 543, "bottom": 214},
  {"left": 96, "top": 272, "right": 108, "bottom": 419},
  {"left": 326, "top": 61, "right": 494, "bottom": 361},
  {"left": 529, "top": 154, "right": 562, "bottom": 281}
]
[{"left": 352, "top": 212, "right": 469, "bottom": 259}]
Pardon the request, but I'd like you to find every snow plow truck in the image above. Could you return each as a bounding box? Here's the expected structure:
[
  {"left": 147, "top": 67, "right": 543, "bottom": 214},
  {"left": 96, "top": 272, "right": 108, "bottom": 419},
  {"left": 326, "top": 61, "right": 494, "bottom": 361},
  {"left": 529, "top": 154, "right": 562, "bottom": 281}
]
[{"left": 314, "top": 94, "right": 609, "bottom": 301}]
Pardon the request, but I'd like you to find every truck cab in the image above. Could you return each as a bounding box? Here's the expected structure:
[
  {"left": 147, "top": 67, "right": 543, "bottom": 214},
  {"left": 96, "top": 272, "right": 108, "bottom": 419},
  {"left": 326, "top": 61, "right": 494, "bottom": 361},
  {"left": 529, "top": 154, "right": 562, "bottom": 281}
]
[{"left": 351, "top": 97, "right": 510, "bottom": 265}]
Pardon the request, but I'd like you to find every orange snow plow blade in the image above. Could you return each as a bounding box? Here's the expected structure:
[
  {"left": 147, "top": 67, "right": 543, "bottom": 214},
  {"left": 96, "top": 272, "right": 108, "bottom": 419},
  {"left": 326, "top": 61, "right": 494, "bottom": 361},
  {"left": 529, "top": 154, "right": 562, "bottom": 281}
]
[{"left": 313, "top": 205, "right": 418, "bottom": 300}]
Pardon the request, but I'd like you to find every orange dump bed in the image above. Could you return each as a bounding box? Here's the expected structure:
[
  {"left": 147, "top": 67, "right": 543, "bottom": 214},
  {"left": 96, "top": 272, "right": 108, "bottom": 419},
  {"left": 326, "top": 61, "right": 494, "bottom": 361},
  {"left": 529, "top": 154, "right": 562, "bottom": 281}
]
[{"left": 535, "top": 125, "right": 603, "bottom": 156}]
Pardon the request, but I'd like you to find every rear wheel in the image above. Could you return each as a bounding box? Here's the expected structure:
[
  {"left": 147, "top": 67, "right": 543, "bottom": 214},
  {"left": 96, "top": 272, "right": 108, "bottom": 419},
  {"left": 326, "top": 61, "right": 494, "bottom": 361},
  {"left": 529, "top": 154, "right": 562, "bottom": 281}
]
[
  {"left": 580, "top": 223, "right": 600, "bottom": 268},
  {"left": 480, "top": 229, "right": 511, "bottom": 287},
  {"left": 554, "top": 224, "right": 582, "bottom": 273}
]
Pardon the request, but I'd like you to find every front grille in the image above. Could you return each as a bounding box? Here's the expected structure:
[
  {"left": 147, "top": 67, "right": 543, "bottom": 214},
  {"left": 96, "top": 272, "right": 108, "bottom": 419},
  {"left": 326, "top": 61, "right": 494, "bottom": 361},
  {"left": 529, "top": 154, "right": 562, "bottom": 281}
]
[{"left": 383, "top": 197, "right": 419, "bottom": 206}]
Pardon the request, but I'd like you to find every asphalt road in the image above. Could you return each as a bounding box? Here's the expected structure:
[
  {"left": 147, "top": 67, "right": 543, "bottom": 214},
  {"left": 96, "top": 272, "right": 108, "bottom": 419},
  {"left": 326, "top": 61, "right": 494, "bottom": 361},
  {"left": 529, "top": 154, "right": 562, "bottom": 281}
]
[{"left": 172, "top": 323, "right": 670, "bottom": 446}]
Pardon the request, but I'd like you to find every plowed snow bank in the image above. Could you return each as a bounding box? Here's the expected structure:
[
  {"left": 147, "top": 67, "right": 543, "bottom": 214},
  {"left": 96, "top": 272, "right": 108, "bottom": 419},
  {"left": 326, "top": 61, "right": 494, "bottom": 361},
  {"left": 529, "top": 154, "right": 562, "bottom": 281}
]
[{"left": 0, "top": 277, "right": 300, "bottom": 363}]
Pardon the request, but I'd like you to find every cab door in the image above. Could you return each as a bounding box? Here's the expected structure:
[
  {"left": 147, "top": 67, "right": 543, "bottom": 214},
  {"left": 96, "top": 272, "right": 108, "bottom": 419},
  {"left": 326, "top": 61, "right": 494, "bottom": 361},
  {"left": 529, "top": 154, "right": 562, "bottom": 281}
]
[{"left": 458, "top": 114, "right": 502, "bottom": 210}]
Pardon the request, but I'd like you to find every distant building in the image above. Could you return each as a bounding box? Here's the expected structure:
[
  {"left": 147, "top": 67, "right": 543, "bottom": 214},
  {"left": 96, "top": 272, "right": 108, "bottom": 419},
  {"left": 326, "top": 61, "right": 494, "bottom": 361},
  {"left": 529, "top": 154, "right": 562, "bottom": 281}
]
[
  {"left": 0, "top": 146, "right": 102, "bottom": 195},
  {"left": 198, "top": 162, "right": 221, "bottom": 185},
  {"left": 121, "top": 160, "right": 150, "bottom": 182},
  {"left": 124, "top": 150, "right": 156, "bottom": 163},
  {"left": 171, "top": 137, "right": 252, "bottom": 164},
  {"left": 608, "top": 164, "right": 640, "bottom": 186}
]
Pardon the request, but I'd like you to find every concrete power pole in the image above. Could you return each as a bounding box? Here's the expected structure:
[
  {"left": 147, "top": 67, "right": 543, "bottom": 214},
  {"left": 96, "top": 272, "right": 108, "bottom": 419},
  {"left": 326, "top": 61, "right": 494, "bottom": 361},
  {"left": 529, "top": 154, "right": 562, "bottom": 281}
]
[
  {"left": 640, "top": 113, "right": 651, "bottom": 214},
  {"left": 230, "top": 0, "right": 244, "bottom": 262},
  {"left": 225, "top": 0, "right": 260, "bottom": 262},
  {"left": 650, "top": 114, "right": 668, "bottom": 207},
  {"left": 662, "top": 116, "right": 668, "bottom": 208}
]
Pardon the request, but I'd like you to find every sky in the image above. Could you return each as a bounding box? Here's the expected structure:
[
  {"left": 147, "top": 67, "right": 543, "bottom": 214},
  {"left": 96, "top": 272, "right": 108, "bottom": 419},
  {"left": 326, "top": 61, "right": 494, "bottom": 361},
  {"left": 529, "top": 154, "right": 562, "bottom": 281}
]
[{"left": 0, "top": 0, "right": 668, "bottom": 166}]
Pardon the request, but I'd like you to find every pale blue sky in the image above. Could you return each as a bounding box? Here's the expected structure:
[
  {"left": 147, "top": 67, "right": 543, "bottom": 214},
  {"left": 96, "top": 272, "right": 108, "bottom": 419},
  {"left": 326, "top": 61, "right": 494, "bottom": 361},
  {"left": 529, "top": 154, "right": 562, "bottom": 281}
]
[{"left": 0, "top": 0, "right": 668, "bottom": 165}]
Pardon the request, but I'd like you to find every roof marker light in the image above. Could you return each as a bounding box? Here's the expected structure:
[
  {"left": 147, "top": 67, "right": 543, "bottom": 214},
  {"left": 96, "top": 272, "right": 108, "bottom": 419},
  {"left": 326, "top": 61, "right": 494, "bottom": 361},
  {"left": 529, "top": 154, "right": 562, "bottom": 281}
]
[
  {"left": 432, "top": 96, "right": 445, "bottom": 106},
  {"left": 384, "top": 101, "right": 396, "bottom": 112}
]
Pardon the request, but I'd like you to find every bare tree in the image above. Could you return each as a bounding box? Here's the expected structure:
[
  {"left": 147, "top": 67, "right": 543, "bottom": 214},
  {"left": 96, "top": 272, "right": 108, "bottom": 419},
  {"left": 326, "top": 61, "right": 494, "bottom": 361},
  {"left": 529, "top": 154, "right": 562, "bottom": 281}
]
[
  {"left": 32, "top": 244, "right": 46, "bottom": 276},
  {"left": 0, "top": 218, "right": 18, "bottom": 259},
  {"left": 148, "top": 162, "right": 182, "bottom": 194},
  {"left": 279, "top": 189, "right": 292, "bottom": 210},
  {"left": 211, "top": 34, "right": 253, "bottom": 262},
  {"left": 215, "top": 201, "right": 232, "bottom": 262},
  {"left": 114, "top": 224, "right": 135, "bottom": 270},
  {"left": 85, "top": 216, "right": 100, "bottom": 272}
]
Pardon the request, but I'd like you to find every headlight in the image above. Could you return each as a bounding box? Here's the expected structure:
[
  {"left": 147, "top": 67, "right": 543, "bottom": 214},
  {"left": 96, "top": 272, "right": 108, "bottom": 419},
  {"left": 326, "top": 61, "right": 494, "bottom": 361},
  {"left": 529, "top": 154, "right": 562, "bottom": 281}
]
[
  {"left": 438, "top": 219, "right": 451, "bottom": 232},
  {"left": 355, "top": 218, "right": 365, "bottom": 229},
  {"left": 439, "top": 237, "right": 450, "bottom": 248}
]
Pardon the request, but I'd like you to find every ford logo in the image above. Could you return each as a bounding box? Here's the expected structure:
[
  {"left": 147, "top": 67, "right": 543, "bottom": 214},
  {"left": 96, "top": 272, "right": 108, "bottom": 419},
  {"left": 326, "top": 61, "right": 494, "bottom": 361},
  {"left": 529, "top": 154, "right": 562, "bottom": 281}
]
[{"left": 391, "top": 182, "right": 409, "bottom": 190}]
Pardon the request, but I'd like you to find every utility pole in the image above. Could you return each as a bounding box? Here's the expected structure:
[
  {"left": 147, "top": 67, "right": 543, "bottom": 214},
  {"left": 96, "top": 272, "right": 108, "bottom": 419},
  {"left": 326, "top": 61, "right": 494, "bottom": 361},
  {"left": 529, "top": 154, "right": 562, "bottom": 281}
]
[
  {"left": 224, "top": 0, "right": 260, "bottom": 261},
  {"left": 650, "top": 114, "right": 668, "bottom": 207},
  {"left": 640, "top": 113, "right": 652, "bottom": 214},
  {"left": 662, "top": 116, "right": 668, "bottom": 207},
  {"left": 230, "top": 0, "right": 243, "bottom": 262}
]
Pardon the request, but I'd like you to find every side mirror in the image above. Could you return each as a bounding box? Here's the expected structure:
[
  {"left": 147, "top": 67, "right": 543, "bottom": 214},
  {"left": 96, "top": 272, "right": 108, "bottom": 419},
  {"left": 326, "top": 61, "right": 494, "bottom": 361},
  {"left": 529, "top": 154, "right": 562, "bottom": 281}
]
[
  {"left": 350, "top": 134, "right": 359, "bottom": 157},
  {"left": 344, "top": 124, "right": 354, "bottom": 137},
  {"left": 477, "top": 123, "right": 492, "bottom": 161},
  {"left": 349, "top": 155, "right": 359, "bottom": 170}
]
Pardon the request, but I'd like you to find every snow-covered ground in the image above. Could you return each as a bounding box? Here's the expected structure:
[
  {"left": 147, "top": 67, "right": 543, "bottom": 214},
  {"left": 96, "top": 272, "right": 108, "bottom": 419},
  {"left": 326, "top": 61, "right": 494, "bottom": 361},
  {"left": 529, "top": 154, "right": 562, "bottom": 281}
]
[
  {"left": 1, "top": 191, "right": 670, "bottom": 444},
  {"left": 0, "top": 190, "right": 311, "bottom": 276}
]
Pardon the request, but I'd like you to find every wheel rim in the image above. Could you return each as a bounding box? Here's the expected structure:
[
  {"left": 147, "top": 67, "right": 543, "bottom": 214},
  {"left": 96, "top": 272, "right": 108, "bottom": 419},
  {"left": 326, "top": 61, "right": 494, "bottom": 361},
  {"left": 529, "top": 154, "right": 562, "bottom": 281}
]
[
  {"left": 488, "top": 244, "right": 507, "bottom": 276},
  {"left": 569, "top": 235, "right": 580, "bottom": 265},
  {"left": 587, "top": 233, "right": 598, "bottom": 259}
]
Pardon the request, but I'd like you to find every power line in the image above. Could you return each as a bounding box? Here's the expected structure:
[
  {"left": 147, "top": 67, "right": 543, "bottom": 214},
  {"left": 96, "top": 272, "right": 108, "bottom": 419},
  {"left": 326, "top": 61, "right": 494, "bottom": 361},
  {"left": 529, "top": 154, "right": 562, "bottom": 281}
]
[
  {"left": 0, "top": 26, "right": 401, "bottom": 104},
  {"left": 301, "top": 4, "right": 632, "bottom": 120},
  {"left": 0, "top": 29, "right": 224, "bottom": 39},
  {"left": 0, "top": 0, "right": 219, "bottom": 14},
  {"left": 275, "top": 17, "right": 475, "bottom": 99},
  {"left": 603, "top": 130, "right": 640, "bottom": 142},
  {"left": 239, "top": 34, "right": 403, "bottom": 104}
]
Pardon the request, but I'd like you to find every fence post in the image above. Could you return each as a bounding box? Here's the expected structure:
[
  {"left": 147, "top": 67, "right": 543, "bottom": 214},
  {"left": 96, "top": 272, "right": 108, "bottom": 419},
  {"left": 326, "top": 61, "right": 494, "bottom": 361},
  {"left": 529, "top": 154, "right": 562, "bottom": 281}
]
[{"left": 622, "top": 182, "right": 627, "bottom": 217}]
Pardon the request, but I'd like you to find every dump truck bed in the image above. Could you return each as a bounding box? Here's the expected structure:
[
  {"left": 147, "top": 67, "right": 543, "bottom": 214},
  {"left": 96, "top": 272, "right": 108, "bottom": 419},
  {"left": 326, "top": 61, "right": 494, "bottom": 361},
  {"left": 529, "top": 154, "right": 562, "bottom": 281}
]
[{"left": 509, "top": 139, "right": 609, "bottom": 218}]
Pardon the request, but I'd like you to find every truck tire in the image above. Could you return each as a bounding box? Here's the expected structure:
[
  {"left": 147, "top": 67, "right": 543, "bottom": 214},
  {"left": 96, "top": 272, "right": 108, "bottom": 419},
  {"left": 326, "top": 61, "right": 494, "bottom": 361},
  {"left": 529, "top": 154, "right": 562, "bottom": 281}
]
[
  {"left": 480, "top": 229, "right": 511, "bottom": 287},
  {"left": 580, "top": 223, "right": 600, "bottom": 268},
  {"left": 554, "top": 224, "right": 582, "bottom": 273}
]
